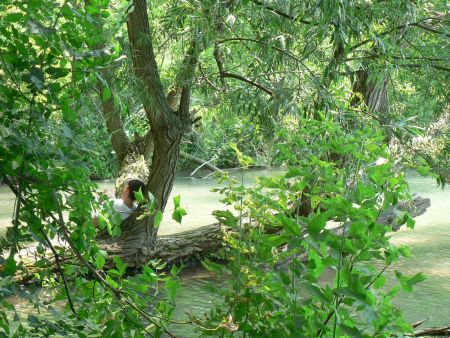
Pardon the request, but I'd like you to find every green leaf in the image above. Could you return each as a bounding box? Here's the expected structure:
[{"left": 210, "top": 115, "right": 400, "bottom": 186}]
[
  {"left": 30, "top": 67, "right": 44, "bottom": 90},
  {"left": 349, "top": 221, "right": 366, "bottom": 237},
  {"left": 340, "top": 323, "right": 364, "bottom": 338},
  {"left": 408, "top": 272, "right": 426, "bottom": 287},
  {"left": 6, "top": 13, "right": 24, "bottom": 23},
  {"left": 103, "top": 87, "right": 112, "bottom": 102},
  {"left": 61, "top": 4, "right": 73, "bottom": 18},
  {"left": 154, "top": 211, "right": 163, "bottom": 228},
  {"left": 113, "top": 256, "right": 127, "bottom": 275},
  {"left": 165, "top": 279, "right": 180, "bottom": 300},
  {"left": 2, "top": 256, "right": 17, "bottom": 276},
  {"left": 395, "top": 271, "right": 425, "bottom": 292},
  {"left": 213, "top": 210, "right": 238, "bottom": 227},
  {"left": 95, "top": 253, "right": 105, "bottom": 270},
  {"left": 263, "top": 234, "right": 289, "bottom": 247},
  {"left": 285, "top": 167, "right": 302, "bottom": 178},
  {"left": 372, "top": 275, "right": 386, "bottom": 289},
  {"left": 134, "top": 188, "right": 145, "bottom": 203},
  {"left": 172, "top": 207, "right": 187, "bottom": 224},
  {"left": 173, "top": 195, "right": 181, "bottom": 208},
  {"left": 278, "top": 214, "right": 301, "bottom": 236},
  {"left": 307, "top": 212, "right": 328, "bottom": 237}
]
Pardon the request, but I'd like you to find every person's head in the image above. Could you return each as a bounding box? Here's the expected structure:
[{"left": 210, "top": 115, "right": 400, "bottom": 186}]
[{"left": 121, "top": 179, "right": 146, "bottom": 202}]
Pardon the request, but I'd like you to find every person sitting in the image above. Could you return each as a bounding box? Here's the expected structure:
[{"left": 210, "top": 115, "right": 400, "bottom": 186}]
[{"left": 93, "top": 179, "right": 146, "bottom": 226}]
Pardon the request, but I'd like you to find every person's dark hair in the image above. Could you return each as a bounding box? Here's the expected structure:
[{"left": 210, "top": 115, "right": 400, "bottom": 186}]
[{"left": 127, "top": 179, "right": 146, "bottom": 201}]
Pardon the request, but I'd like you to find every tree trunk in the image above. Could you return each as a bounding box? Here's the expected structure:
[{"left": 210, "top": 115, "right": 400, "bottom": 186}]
[
  {"left": 104, "top": 0, "right": 200, "bottom": 254},
  {"left": 352, "top": 68, "right": 390, "bottom": 126}
]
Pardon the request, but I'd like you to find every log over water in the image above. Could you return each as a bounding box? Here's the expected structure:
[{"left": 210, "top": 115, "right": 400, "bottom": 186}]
[{"left": 9, "top": 194, "right": 430, "bottom": 283}]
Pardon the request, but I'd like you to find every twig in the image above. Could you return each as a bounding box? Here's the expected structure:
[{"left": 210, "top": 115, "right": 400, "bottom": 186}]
[
  {"left": 221, "top": 71, "right": 274, "bottom": 96},
  {"left": 39, "top": 229, "right": 78, "bottom": 317}
]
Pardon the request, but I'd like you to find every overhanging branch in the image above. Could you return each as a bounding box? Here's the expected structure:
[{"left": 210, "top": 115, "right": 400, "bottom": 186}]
[
  {"left": 250, "top": 0, "right": 312, "bottom": 25},
  {"left": 178, "top": 36, "right": 201, "bottom": 122},
  {"left": 221, "top": 71, "right": 274, "bottom": 96},
  {"left": 349, "top": 16, "right": 448, "bottom": 52}
]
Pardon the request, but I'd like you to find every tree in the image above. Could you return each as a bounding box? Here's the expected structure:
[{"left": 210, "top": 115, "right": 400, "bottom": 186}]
[
  {"left": 88, "top": 0, "right": 448, "bottom": 263},
  {"left": 1, "top": 0, "right": 447, "bottom": 336}
]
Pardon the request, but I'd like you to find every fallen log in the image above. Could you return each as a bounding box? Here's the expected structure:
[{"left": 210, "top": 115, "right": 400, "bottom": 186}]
[
  {"left": 410, "top": 326, "right": 450, "bottom": 337},
  {"left": 96, "top": 193, "right": 430, "bottom": 266},
  {"left": 379, "top": 194, "right": 431, "bottom": 230},
  {"left": 180, "top": 151, "right": 223, "bottom": 175},
  {"left": 8, "top": 194, "right": 431, "bottom": 283}
]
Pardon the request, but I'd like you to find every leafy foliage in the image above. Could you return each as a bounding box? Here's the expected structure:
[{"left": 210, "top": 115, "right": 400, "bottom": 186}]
[
  {"left": 0, "top": 1, "right": 180, "bottom": 336},
  {"left": 0, "top": 0, "right": 447, "bottom": 336},
  {"left": 202, "top": 117, "right": 421, "bottom": 336}
]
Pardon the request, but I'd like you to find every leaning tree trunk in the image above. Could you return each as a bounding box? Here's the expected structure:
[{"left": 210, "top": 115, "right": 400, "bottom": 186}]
[{"left": 97, "top": 0, "right": 200, "bottom": 260}]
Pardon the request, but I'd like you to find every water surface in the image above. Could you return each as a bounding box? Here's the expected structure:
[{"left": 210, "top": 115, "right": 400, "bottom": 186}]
[{"left": 1, "top": 170, "right": 449, "bottom": 334}]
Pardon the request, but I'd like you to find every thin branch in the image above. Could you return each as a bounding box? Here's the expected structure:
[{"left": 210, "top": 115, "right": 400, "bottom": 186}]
[
  {"left": 39, "top": 229, "right": 78, "bottom": 317},
  {"left": 198, "top": 63, "right": 220, "bottom": 90},
  {"left": 415, "top": 23, "right": 450, "bottom": 37},
  {"left": 250, "top": 0, "right": 312, "bottom": 25},
  {"left": 400, "top": 63, "right": 450, "bottom": 72},
  {"left": 221, "top": 71, "right": 274, "bottom": 96},
  {"left": 349, "top": 16, "right": 448, "bottom": 52}
]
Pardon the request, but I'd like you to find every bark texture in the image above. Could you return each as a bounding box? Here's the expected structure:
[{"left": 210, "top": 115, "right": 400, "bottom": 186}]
[
  {"left": 104, "top": 0, "right": 200, "bottom": 253},
  {"left": 100, "top": 223, "right": 224, "bottom": 266},
  {"left": 352, "top": 68, "right": 390, "bottom": 125}
]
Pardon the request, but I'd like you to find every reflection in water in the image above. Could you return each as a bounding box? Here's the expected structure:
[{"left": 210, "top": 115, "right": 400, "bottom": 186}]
[{"left": 1, "top": 170, "right": 449, "bottom": 333}]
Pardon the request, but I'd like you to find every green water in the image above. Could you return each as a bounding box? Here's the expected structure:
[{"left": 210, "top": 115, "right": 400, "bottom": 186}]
[
  {"left": 0, "top": 169, "right": 280, "bottom": 236},
  {"left": 168, "top": 171, "right": 450, "bottom": 335},
  {"left": 1, "top": 170, "right": 449, "bottom": 335}
]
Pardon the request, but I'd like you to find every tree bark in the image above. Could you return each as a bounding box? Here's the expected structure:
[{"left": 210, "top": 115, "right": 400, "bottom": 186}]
[
  {"left": 105, "top": 0, "right": 201, "bottom": 253},
  {"left": 97, "top": 72, "right": 131, "bottom": 165},
  {"left": 99, "top": 223, "right": 224, "bottom": 266},
  {"left": 352, "top": 68, "right": 390, "bottom": 126}
]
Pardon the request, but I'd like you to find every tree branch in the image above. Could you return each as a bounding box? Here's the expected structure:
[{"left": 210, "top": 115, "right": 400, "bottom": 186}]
[
  {"left": 349, "top": 16, "right": 448, "bottom": 52},
  {"left": 250, "top": 0, "right": 312, "bottom": 25},
  {"left": 400, "top": 63, "right": 450, "bottom": 72},
  {"left": 180, "top": 151, "right": 223, "bottom": 174},
  {"left": 178, "top": 35, "right": 202, "bottom": 124},
  {"left": 127, "top": 0, "right": 174, "bottom": 129},
  {"left": 221, "top": 71, "right": 274, "bottom": 96},
  {"left": 39, "top": 229, "right": 78, "bottom": 317}
]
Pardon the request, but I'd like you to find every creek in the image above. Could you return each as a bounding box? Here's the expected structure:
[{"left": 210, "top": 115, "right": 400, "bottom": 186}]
[{"left": 1, "top": 169, "right": 449, "bottom": 336}]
